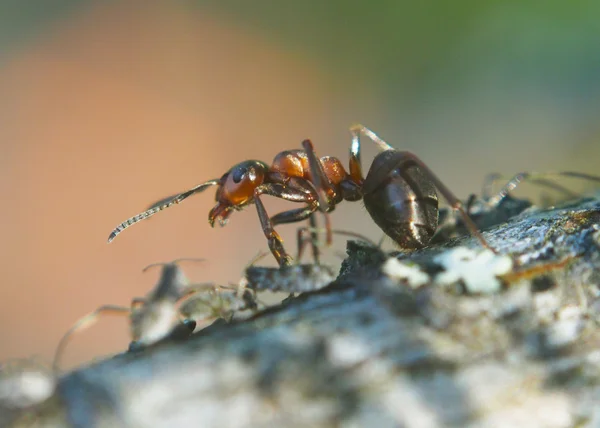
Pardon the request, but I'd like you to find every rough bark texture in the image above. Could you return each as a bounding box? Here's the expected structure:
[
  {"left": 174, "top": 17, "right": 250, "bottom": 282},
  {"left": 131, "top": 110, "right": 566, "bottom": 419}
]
[{"left": 5, "top": 194, "right": 600, "bottom": 428}]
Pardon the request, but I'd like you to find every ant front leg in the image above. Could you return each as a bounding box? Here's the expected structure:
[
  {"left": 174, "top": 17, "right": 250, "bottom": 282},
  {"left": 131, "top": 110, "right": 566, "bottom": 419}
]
[{"left": 253, "top": 183, "right": 316, "bottom": 266}]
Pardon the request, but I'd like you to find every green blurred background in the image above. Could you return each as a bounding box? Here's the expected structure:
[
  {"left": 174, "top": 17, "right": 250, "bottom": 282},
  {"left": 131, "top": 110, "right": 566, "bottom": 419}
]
[{"left": 1, "top": 0, "right": 599, "bottom": 369}]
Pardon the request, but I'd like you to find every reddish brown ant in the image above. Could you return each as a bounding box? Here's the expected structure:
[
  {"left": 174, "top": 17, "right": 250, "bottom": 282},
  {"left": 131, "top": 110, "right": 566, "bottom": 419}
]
[{"left": 108, "top": 125, "right": 492, "bottom": 265}]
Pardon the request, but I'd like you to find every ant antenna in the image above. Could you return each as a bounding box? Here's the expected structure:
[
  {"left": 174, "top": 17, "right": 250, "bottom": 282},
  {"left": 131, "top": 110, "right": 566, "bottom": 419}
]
[{"left": 107, "top": 180, "right": 219, "bottom": 243}]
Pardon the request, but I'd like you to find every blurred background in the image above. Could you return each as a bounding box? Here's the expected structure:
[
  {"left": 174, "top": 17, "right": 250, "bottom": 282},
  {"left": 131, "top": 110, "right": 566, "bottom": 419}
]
[{"left": 1, "top": 0, "right": 599, "bottom": 369}]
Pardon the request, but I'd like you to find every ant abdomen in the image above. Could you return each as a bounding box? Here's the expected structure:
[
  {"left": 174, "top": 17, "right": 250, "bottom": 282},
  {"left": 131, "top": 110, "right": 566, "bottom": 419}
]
[{"left": 363, "top": 151, "right": 439, "bottom": 249}]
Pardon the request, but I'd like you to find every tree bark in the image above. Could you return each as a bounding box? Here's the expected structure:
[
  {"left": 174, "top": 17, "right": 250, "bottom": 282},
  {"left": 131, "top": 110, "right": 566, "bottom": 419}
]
[{"left": 6, "top": 193, "right": 600, "bottom": 428}]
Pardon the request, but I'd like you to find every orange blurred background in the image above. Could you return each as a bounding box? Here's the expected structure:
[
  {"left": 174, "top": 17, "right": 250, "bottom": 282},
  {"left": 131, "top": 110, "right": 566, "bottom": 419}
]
[{"left": 1, "top": 1, "right": 599, "bottom": 369}]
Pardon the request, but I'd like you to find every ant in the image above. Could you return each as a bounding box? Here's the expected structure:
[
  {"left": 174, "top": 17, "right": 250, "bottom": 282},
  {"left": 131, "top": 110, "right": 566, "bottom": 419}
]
[
  {"left": 108, "top": 124, "right": 492, "bottom": 266},
  {"left": 432, "top": 171, "right": 600, "bottom": 244}
]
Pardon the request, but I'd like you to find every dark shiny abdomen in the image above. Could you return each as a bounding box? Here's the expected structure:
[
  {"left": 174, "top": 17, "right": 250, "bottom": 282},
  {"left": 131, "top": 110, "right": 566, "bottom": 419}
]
[{"left": 364, "top": 162, "right": 438, "bottom": 249}]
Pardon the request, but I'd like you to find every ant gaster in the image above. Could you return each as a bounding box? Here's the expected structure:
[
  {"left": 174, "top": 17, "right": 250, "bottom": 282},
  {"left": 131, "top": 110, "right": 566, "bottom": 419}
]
[{"left": 108, "top": 125, "right": 492, "bottom": 266}]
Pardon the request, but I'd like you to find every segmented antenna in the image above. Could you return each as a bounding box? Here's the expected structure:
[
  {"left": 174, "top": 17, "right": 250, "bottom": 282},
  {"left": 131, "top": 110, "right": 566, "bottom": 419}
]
[{"left": 107, "top": 179, "right": 220, "bottom": 243}]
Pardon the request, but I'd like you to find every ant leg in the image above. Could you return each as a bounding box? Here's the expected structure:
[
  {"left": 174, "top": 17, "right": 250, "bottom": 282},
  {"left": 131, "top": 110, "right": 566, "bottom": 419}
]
[
  {"left": 486, "top": 171, "right": 600, "bottom": 207},
  {"left": 308, "top": 212, "right": 320, "bottom": 263},
  {"left": 284, "top": 175, "right": 334, "bottom": 249},
  {"left": 465, "top": 194, "right": 478, "bottom": 214},
  {"left": 348, "top": 126, "right": 365, "bottom": 184},
  {"left": 295, "top": 213, "right": 321, "bottom": 264},
  {"left": 267, "top": 175, "right": 332, "bottom": 264},
  {"left": 349, "top": 124, "right": 395, "bottom": 152},
  {"left": 401, "top": 153, "right": 495, "bottom": 252},
  {"left": 53, "top": 305, "right": 131, "bottom": 373},
  {"left": 481, "top": 173, "right": 508, "bottom": 200},
  {"left": 301, "top": 140, "right": 335, "bottom": 246},
  {"left": 301, "top": 139, "right": 335, "bottom": 212},
  {"left": 253, "top": 183, "right": 314, "bottom": 266},
  {"left": 255, "top": 197, "right": 292, "bottom": 266},
  {"left": 269, "top": 204, "right": 320, "bottom": 263}
]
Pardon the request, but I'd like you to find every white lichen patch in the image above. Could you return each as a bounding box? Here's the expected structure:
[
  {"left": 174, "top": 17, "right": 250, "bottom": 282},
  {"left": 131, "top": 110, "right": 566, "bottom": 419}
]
[
  {"left": 327, "top": 334, "right": 372, "bottom": 368},
  {"left": 533, "top": 291, "right": 561, "bottom": 323},
  {"left": 543, "top": 304, "right": 586, "bottom": 349},
  {"left": 0, "top": 368, "right": 55, "bottom": 408},
  {"left": 434, "top": 247, "right": 514, "bottom": 294},
  {"left": 381, "top": 257, "right": 430, "bottom": 288}
]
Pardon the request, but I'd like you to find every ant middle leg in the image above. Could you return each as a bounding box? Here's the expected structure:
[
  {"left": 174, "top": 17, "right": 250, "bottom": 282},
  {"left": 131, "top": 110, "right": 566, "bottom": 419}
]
[
  {"left": 294, "top": 213, "right": 321, "bottom": 264},
  {"left": 270, "top": 175, "right": 332, "bottom": 263}
]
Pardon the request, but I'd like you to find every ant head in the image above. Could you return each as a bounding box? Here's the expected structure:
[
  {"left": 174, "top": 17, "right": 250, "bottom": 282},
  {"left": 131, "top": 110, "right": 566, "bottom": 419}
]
[{"left": 209, "top": 160, "right": 270, "bottom": 227}]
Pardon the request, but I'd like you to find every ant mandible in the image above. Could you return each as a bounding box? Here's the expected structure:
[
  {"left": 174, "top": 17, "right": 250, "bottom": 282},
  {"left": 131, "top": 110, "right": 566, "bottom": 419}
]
[{"left": 108, "top": 125, "right": 492, "bottom": 266}]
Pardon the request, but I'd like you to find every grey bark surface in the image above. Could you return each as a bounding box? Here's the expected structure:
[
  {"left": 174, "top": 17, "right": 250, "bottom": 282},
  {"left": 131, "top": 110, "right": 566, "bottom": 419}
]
[{"left": 6, "top": 194, "right": 600, "bottom": 428}]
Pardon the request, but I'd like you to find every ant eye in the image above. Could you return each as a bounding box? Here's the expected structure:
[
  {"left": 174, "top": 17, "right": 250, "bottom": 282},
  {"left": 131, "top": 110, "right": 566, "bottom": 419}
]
[{"left": 232, "top": 167, "right": 248, "bottom": 184}]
